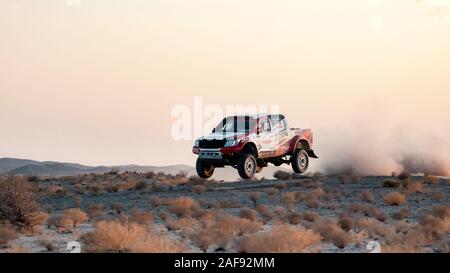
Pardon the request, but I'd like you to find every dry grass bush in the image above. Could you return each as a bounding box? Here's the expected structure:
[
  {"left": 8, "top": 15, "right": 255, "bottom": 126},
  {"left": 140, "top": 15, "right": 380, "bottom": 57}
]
[
  {"left": 398, "top": 172, "right": 411, "bottom": 180},
  {"left": 248, "top": 192, "right": 262, "bottom": 207},
  {"left": 149, "top": 196, "right": 162, "bottom": 207},
  {"left": 281, "top": 192, "right": 297, "bottom": 210},
  {"left": 168, "top": 197, "right": 200, "bottom": 217},
  {"left": 192, "top": 185, "right": 207, "bottom": 195},
  {"left": 134, "top": 180, "right": 148, "bottom": 191},
  {"left": 240, "top": 208, "right": 258, "bottom": 222},
  {"left": 193, "top": 213, "right": 263, "bottom": 252},
  {"left": 64, "top": 208, "right": 88, "bottom": 227},
  {"left": 383, "top": 179, "right": 400, "bottom": 188},
  {"left": 47, "top": 215, "right": 74, "bottom": 233},
  {"left": 354, "top": 217, "right": 395, "bottom": 239},
  {"left": 255, "top": 205, "right": 274, "bottom": 223},
  {"left": 86, "top": 203, "right": 106, "bottom": 221},
  {"left": 0, "top": 176, "right": 45, "bottom": 230},
  {"left": 405, "top": 181, "right": 424, "bottom": 194},
  {"left": 381, "top": 244, "right": 419, "bottom": 253},
  {"left": 5, "top": 244, "right": 31, "bottom": 253},
  {"left": 305, "top": 199, "right": 321, "bottom": 209},
  {"left": 274, "top": 170, "right": 292, "bottom": 180},
  {"left": 302, "top": 211, "right": 319, "bottom": 222},
  {"left": 129, "top": 209, "right": 153, "bottom": 227},
  {"left": 265, "top": 187, "right": 279, "bottom": 203},
  {"left": 82, "top": 220, "right": 185, "bottom": 253},
  {"left": 236, "top": 224, "right": 321, "bottom": 253},
  {"left": 88, "top": 185, "right": 103, "bottom": 196},
  {"left": 312, "top": 219, "right": 352, "bottom": 249},
  {"left": 431, "top": 191, "right": 444, "bottom": 201},
  {"left": 384, "top": 192, "right": 407, "bottom": 206},
  {"left": 420, "top": 205, "right": 450, "bottom": 240},
  {"left": 392, "top": 208, "right": 411, "bottom": 220},
  {"left": 287, "top": 212, "right": 302, "bottom": 225},
  {"left": 165, "top": 216, "right": 198, "bottom": 231},
  {"left": 0, "top": 222, "right": 17, "bottom": 248},
  {"left": 360, "top": 190, "right": 374, "bottom": 203},
  {"left": 338, "top": 214, "right": 353, "bottom": 232}
]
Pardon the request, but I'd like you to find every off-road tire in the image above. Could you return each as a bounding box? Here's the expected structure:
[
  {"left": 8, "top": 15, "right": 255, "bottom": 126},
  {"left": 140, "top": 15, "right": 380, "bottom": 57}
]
[
  {"left": 237, "top": 154, "right": 257, "bottom": 179},
  {"left": 196, "top": 158, "right": 215, "bottom": 178},
  {"left": 291, "top": 149, "right": 309, "bottom": 173}
]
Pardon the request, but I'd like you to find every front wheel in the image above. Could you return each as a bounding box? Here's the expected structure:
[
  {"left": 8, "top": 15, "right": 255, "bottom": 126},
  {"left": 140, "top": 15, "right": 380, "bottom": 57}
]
[
  {"left": 237, "top": 154, "right": 257, "bottom": 179},
  {"left": 291, "top": 149, "right": 309, "bottom": 173},
  {"left": 196, "top": 159, "right": 215, "bottom": 178}
]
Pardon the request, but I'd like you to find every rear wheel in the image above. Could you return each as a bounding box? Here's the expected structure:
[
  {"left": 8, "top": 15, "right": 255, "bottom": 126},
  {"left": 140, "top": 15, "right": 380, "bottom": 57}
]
[
  {"left": 291, "top": 149, "right": 309, "bottom": 173},
  {"left": 196, "top": 158, "right": 214, "bottom": 178},
  {"left": 237, "top": 154, "right": 257, "bottom": 179}
]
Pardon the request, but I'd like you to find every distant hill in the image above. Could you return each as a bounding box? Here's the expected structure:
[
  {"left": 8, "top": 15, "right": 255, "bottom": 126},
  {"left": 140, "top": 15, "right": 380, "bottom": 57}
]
[
  {"left": 0, "top": 158, "right": 195, "bottom": 177},
  {"left": 0, "top": 158, "right": 280, "bottom": 181}
]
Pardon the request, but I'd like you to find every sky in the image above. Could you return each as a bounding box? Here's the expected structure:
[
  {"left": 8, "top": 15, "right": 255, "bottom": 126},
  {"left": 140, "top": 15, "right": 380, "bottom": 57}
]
[{"left": 1, "top": 0, "right": 450, "bottom": 174}]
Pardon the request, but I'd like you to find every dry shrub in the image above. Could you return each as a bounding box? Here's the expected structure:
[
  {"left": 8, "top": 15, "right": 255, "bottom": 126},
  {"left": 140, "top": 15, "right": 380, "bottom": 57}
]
[
  {"left": 47, "top": 215, "right": 74, "bottom": 233},
  {"left": 383, "top": 179, "right": 400, "bottom": 188},
  {"left": 287, "top": 212, "right": 302, "bottom": 225},
  {"left": 86, "top": 204, "right": 106, "bottom": 221},
  {"left": 405, "top": 181, "right": 424, "bottom": 194},
  {"left": 5, "top": 244, "right": 31, "bottom": 253},
  {"left": 129, "top": 209, "right": 153, "bottom": 227},
  {"left": 354, "top": 217, "right": 395, "bottom": 239},
  {"left": 302, "top": 212, "right": 319, "bottom": 222},
  {"left": 88, "top": 185, "right": 103, "bottom": 196},
  {"left": 265, "top": 187, "right": 278, "bottom": 198},
  {"left": 281, "top": 192, "right": 297, "bottom": 209},
  {"left": 384, "top": 192, "right": 407, "bottom": 206},
  {"left": 134, "top": 180, "right": 148, "bottom": 191},
  {"left": 0, "top": 176, "right": 43, "bottom": 230},
  {"left": 431, "top": 191, "right": 444, "bottom": 201},
  {"left": 110, "top": 202, "right": 125, "bottom": 214},
  {"left": 240, "top": 208, "right": 258, "bottom": 222},
  {"left": 192, "top": 185, "right": 207, "bottom": 195},
  {"left": 236, "top": 224, "right": 321, "bottom": 253},
  {"left": 420, "top": 205, "right": 450, "bottom": 240},
  {"left": 360, "top": 190, "right": 374, "bottom": 203},
  {"left": 64, "top": 208, "right": 88, "bottom": 227},
  {"left": 149, "top": 196, "right": 162, "bottom": 207},
  {"left": 0, "top": 222, "right": 17, "bottom": 248},
  {"left": 305, "top": 199, "right": 321, "bottom": 209},
  {"left": 248, "top": 192, "right": 262, "bottom": 207},
  {"left": 193, "top": 214, "right": 263, "bottom": 251},
  {"left": 165, "top": 216, "right": 198, "bottom": 231},
  {"left": 398, "top": 172, "right": 411, "bottom": 180},
  {"left": 392, "top": 208, "right": 411, "bottom": 220},
  {"left": 168, "top": 197, "right": 200, "bottom": 217},
  {"left": 274, "top": 170, "right": 292, "bottom": 180},
  {"left": 313, "top": 219, "right": 352, "bottom": 249},
  {"left": 82, "top": 220, "right": 184, "bottom": 253},
  {"left": 338, "top": 214, "right": 353, "bottom": 232},
  {"left": 255, "top": 205, "right": 274, "bottom": 223}
]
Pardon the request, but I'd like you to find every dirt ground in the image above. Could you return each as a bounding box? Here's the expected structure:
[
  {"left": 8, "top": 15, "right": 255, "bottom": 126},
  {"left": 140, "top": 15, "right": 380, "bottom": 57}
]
[{"left": 3, "top": 172, "right": 449, "bottom": 253}]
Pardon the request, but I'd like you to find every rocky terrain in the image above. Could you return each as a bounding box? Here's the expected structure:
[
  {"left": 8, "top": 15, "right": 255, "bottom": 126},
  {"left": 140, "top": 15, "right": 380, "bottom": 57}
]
[{"left": 0, "top": 171, "right": 449, "bottom": 253}]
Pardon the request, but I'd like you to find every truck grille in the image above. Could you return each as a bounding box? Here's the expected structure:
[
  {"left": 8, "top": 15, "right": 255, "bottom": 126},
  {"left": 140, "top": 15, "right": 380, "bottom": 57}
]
[{"left": 199, "top": 139, "right": 226, "bottom": 149}]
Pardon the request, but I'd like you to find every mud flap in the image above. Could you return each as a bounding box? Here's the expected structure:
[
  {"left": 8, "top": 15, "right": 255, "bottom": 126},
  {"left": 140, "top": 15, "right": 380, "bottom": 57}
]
[{"left": 307, "top": 150, "right": 319, "bottom": 158}]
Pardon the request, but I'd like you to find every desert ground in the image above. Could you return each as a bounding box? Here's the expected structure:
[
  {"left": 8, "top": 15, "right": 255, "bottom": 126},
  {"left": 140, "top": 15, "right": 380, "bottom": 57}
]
[{"left": 0, "top": 170, "right": 449, "bottom": 253}]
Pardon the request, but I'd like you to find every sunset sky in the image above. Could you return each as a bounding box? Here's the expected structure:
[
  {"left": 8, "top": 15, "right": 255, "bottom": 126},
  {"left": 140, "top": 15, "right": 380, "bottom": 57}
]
[{"left": 1, "top": 0, "right": 450, "bottom": 174}]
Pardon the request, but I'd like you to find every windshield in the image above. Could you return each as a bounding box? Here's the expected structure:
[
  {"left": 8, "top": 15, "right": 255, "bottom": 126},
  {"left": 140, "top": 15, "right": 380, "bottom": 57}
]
[{"left": 214, "top": 116, "right": 257, "bottom": 133}]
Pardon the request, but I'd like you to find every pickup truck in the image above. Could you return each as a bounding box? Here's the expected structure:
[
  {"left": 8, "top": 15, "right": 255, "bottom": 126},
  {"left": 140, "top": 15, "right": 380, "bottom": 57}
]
[{"left": 192, "top": 114, "right": 318, "bottom": 179}]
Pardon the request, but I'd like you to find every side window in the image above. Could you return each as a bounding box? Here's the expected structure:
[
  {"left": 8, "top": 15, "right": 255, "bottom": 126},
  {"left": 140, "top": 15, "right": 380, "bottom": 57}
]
[
  {"left": 270, "top": 116, "right": 287, "bottom": 132},
  {"left": 259, "top": 119, "right": 271, "bottom": 133}
]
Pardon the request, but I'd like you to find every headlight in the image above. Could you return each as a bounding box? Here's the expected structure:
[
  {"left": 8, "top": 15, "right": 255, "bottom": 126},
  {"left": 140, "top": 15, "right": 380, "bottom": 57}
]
[
  {"left": 224, "top": 139, "right": 240, "bottom": 147},
  {"left": 194, "top": 139, "right": 200, "bottom": 147}
]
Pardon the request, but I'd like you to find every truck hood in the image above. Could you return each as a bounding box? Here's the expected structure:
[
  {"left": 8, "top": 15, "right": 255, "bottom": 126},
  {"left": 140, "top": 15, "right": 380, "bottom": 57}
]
[{"left": 201, "top": 132, "right": 249, "bottom": 141}]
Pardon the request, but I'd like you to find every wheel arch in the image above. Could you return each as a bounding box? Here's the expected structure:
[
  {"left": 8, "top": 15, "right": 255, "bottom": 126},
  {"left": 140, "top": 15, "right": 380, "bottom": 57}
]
[{"left": 241, "top": 142, "right": 258, "bottom": 158}]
